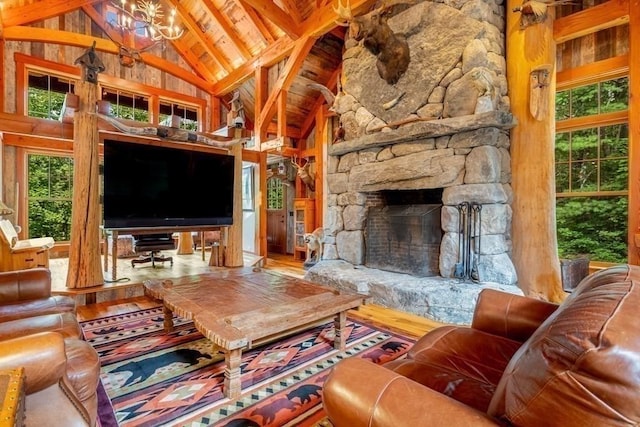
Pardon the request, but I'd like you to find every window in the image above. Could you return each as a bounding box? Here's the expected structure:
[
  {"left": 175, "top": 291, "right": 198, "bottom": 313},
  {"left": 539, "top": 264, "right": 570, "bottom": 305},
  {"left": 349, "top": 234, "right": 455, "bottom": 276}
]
[
  {"left": 27, "top": 154, "right": 74, "bottom": 241},
  {"left": 27, "top": 71, "right": 75, "bottom": 120},
  {"left": 267, "top": 178, "right": 284, "bottom": 210},
  {"left": 159, "top": 100, "right": 199, "bottom": 130},
  {"left": 101, "top": 87, "right": 150, "bottom": 122},
  {"left": 555, "top": 77, "right": 629, "bottom": 263}
]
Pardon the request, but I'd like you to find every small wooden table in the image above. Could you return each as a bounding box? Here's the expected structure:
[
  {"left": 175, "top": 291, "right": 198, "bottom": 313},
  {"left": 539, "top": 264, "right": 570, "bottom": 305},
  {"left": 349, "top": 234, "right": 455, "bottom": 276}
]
[{"left": 144, "top": 268, "right": 366, "bottom": 398}]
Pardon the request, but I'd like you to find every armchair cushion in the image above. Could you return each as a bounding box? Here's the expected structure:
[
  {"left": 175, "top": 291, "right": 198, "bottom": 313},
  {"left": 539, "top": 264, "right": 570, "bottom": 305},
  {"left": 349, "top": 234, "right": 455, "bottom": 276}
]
[
  {"left": 0, "top": 312, "right": 82, "bottom": 341},
  {"left": 384, "top": 326, "right": 521, "bottom": 412}
]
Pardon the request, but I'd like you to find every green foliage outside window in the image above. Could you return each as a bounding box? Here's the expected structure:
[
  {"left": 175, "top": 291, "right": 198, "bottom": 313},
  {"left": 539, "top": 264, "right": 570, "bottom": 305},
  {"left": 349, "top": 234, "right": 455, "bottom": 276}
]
[
  {"left": 556, "top": 197, "right": 628, "bottom": 262},
  {"left": 28, "top": 86, "right": 66, "bottom": 120},
  {"left": 27, "top": 154, "right": 74, "bottom": 241},
  {"left": 555, "top": 77, "right": 629, "bottom": 263}
]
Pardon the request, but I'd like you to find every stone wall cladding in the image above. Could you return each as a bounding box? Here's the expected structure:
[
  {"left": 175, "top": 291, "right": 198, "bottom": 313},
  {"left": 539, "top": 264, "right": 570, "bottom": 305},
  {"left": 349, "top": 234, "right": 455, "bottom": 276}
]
[{"left": 324, "top": 0, "right": 517, "bottom": 286}]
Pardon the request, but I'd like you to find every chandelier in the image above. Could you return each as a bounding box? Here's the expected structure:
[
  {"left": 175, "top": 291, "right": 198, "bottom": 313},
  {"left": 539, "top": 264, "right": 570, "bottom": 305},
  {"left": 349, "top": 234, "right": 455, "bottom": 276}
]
[{"left": 109, "top": 0, "right": 184, "bottom": 42}]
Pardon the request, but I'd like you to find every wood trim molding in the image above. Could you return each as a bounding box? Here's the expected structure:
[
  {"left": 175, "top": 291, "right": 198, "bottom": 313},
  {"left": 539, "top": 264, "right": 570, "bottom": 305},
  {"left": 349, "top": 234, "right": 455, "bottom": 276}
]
[
  {"left": 556, "top": 55, "right": 629, "bottom": 90},
  {"left": 555, "top": 110, "right": 628, "bottom": 132}
]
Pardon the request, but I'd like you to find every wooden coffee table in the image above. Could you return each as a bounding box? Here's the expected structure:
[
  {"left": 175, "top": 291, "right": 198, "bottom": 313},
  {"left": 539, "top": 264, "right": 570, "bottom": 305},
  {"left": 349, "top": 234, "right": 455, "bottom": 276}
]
[{"left": 144, "top": 268, "right": 366, "bottom": 398}]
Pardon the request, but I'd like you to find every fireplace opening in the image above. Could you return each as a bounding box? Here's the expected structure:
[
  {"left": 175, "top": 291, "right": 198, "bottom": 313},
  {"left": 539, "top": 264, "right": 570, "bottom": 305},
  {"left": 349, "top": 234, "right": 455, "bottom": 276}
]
[{"left": 366, "top": 189, "right": 443, "bottom": 277}]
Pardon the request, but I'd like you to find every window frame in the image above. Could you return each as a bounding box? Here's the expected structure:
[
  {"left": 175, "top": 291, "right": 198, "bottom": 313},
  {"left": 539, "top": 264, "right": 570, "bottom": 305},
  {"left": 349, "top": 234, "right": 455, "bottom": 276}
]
[{"left": 555, "top": 57, "right": 630, "bottom": 263}]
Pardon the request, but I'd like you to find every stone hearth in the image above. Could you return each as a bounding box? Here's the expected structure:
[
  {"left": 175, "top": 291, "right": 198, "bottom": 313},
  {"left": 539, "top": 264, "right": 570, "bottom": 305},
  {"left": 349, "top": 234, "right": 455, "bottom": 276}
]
[{"left": 305, "top": 0, "right": 524, "bottom": 324}]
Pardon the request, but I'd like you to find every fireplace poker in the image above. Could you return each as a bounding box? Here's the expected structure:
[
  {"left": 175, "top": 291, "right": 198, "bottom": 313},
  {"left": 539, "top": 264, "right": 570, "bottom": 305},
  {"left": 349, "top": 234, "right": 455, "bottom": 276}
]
[
  {"left": 471, "top": 202, "right": 482, "bottom": 282},
  {"left": 454, "top": 202, "right": 468, "bottom": 279}
]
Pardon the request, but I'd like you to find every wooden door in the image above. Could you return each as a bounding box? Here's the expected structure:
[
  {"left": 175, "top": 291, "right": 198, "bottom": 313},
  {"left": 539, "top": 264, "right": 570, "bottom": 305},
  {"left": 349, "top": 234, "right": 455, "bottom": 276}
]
[{"left": 266, "top": 178, "right": 287, "bottom": 254}]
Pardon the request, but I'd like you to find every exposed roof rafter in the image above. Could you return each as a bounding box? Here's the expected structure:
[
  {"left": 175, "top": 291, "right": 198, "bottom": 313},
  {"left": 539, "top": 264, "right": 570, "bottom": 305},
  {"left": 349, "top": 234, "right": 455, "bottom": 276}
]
[
  {"left": 1, "top": 0, "right": 102, "bottom": 27},
  {"left": 234, "top": 0, "right": 276, "bottom": 44},
  {"left": 200, "top": 0, "right": 253, "bottom": 61},
  {"left": 171, "top": 0, "right": 233, "bottom": 73},
  {"left": 240, "top": 0, "right": 302, "bottom": 39}
]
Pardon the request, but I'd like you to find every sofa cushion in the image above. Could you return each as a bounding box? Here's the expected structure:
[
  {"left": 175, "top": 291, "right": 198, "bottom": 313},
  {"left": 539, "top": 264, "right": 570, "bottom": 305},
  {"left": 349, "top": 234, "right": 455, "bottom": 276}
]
[
  {"left": 488, "top": 265, "right": 640, "bottom": 426},
  {"left": 0, "top": 295, "right": 76, "bottom": 322},
  {"left": 385, "top": 325, "right": 521, "bottom": 412},
  {"left": 0, "top": 312, "right": 82, "bottom": 340}
]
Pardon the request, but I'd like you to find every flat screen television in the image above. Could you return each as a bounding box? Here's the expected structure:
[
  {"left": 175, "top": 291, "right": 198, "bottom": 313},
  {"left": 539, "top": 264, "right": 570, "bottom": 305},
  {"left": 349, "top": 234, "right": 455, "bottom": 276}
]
[{"left": 103, "top": 139, "right": 235, "bottom": 229}]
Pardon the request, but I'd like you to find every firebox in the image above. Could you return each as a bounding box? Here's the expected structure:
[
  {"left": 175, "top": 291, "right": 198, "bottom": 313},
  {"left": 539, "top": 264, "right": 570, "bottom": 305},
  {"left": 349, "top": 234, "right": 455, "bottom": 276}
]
[{"left": 365, "top": 190, "right": 443, "bottom": 277}]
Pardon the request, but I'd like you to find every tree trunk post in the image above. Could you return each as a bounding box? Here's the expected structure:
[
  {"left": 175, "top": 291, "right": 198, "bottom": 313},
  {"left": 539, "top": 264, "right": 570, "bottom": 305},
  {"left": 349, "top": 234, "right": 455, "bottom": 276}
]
[
  {"left": 507, "top": 3, "right": 564, "bottom": 302},
  {"left": 223, "top": 129, "right": 244, "bottom": 267},
  {"left": 66, "top": 78, "right": 103, "bottom": 288},
  {"left": 66, "top": 45, "right": 105, "bottom": 288}
]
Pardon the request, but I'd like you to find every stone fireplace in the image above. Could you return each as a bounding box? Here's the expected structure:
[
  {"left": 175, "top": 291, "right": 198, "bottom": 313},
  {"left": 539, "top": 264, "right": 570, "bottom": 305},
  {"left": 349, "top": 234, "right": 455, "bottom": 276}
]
[{"left": 305, "top": 0, "right": 523, "bottom": 324}]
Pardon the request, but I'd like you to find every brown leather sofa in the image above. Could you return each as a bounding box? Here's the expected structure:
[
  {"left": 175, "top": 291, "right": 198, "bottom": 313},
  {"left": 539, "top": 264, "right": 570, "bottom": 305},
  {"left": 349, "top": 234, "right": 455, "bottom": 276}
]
[
  {"left": 0, "top": 268, "right": 101, "bottom": 426},
  {"left": 323, "top": 264, "right": 640, "bottom": 426}
]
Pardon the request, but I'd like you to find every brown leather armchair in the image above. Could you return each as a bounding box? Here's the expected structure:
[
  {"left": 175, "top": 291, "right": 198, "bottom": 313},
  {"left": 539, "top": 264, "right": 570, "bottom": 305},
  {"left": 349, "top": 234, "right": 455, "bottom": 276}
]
[
  {"left": 323, "top": 264, "right": 640, "bottom": 427},
  {"left": 0, "top": 268, "right": 101, "bottom": 426}
]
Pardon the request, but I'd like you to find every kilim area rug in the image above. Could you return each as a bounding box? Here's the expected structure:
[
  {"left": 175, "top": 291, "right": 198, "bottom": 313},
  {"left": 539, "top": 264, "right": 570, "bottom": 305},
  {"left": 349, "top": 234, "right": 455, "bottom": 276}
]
[{"left": 81, "top": 306, "right": 415, "bottom": 427}]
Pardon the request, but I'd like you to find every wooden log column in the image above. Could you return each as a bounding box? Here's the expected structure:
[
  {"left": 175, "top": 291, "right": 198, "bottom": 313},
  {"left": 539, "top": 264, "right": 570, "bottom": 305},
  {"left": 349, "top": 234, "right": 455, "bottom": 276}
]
[
  {"left": 507, "top": 3, "right": 564, "bottom": 302},
  {"left": 66, "top": 78, "right": 103, "bottom": 288},
  {"left": 223, "top": 129, "right": 244, "bottom": 267},
  {"left": 629, "top": 0, "right": 640, "bottom": 266}
]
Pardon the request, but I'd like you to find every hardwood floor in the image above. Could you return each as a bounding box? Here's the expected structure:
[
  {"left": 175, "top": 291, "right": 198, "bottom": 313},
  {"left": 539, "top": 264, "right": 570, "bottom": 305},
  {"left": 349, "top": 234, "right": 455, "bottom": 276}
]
[{"left": 70, "top": 250, "right": 443, "bottom": 339}]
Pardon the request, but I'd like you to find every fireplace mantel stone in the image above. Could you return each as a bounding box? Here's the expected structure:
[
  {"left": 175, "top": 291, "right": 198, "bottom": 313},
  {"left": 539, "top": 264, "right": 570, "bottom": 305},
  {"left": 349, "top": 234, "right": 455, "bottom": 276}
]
[{"left": 329, "top": 111, "right": 517, "bottom": 156}]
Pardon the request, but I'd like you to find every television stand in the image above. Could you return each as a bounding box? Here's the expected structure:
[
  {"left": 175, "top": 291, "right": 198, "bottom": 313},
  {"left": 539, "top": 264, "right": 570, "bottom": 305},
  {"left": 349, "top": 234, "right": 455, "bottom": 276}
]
[{"left": 102, "top": 226, "right": 224, "bottom": 280}]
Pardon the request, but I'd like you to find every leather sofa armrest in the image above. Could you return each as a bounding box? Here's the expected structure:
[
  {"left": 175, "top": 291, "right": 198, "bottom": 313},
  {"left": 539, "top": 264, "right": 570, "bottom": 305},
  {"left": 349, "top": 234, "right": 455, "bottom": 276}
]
[
  {"left": 0, "top": 268, "right": 52, "bottom": 303},
  {"left": 472, "top": 289, "right": 559, "bottom": 342},
  {"left": 0, "top": 332, "right": 67, "bottom": 394},
  {"left": 323, "top": 358, "right": 500, "bottom": 427}
]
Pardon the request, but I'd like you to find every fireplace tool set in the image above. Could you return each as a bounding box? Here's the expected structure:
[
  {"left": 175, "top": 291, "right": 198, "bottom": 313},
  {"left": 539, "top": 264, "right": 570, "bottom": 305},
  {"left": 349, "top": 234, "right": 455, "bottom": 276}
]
[{"left": 454, "top": 202, "right": 482, "bottom": 281}]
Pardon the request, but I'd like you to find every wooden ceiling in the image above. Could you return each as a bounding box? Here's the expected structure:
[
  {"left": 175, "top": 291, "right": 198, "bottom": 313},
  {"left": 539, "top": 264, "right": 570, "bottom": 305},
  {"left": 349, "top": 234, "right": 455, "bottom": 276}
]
[{"left": 0, "top": 0, "right": 379, "bottom": 138}]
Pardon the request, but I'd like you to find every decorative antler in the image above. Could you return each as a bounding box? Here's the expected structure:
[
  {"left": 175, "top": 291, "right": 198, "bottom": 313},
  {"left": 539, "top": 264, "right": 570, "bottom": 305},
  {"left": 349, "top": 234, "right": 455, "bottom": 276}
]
[{"left": 334, "top": 0, "right": 353, "bottom": 26}]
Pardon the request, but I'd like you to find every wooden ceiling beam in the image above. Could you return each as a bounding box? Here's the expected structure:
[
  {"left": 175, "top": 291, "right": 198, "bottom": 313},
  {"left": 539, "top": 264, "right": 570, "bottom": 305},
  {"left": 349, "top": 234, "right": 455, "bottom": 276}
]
[
  {"left": 211, "top": 36, "right": 294, "bottom": 95},
  {"left": 240, "top": 0, "right": 302, "bottom": 39},
  {"left": 257, "top": 36, "right": 316, "bottom": 138},
  {"left": 211, "top": 0, "right": 363, "bottom": 96},
  {"left": 2, "top": 26, "right": 214, "bottom": 92},
  {"left": 1, "top": 0, "right": 103, "bottom": 27},
  {"left": 200, "top": 0, "right": 252, "bottom": 61},
  {"left": 82, "top": 5, "right": 216, "bottom": 83},
  {"left": 235, "top": 0, "right": 275, "bottom": 44},
  {"left": 279, "top": 0, "right": 303, "bottom": 26},
  {"left": 554, "top": 0, "right": 629, "bottom": 43},
  {"left": 171, "top": 1, "right": 233, "bottom": 73}
]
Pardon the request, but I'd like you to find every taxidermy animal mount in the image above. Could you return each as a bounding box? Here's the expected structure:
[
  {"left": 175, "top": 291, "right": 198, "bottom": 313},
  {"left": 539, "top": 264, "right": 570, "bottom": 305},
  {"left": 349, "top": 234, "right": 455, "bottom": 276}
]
[
  {"left": 334, "top": 0, "right": 410, "bottom": 85},
  {"left": 513, "top": 0, "right": 575, "bottom": 29},
  {"left": 303, "top": 227, "right": 325, "bottom": 266},
  {"left": 291, "top": 156, "right": 316, "bottom": 192}
]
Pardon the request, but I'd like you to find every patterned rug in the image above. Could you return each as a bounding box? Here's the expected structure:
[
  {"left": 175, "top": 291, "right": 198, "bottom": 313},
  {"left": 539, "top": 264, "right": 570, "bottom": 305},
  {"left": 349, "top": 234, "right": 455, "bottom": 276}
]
[{"left": 81, "top": 307, "right": 414, "bottom": 427}]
